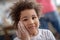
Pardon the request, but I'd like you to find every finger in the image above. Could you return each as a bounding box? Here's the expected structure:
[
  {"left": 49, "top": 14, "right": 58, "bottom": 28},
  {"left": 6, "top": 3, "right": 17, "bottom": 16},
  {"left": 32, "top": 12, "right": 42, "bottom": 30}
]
[
  {"left": 18, "top": 21, "right": 29, "bottom": 35},
  {"left": 18, "top": 22, "right": 21, "bottom": 31},
  {"left": 18, "top": 21, "right": 30, "bottom": 38},
  {"left": 18, "top": 21, "right": 26, "bottom": 32},
  {"left": 18, "top": 21, "right": 26, "bottom": 34}
]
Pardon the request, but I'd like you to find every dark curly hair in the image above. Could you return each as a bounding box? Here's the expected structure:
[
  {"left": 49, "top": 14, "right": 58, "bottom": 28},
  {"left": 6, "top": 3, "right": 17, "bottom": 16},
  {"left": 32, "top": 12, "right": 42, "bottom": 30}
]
[{"left": 10, "top": 1, "right": 42, "bottom": 29}]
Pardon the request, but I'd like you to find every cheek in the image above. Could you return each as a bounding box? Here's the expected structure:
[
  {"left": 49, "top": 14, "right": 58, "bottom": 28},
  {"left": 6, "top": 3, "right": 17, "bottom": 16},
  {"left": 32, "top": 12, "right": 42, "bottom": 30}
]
[
  {"left": 22, "top": 22, "right": 28, "bottom": 28},
  {"left": 35, "top": 20, "right": 40, "bottom": 27},
  {"left": 20, "top": 20, "right": 28, "bottom": 29},
  {"left": 23, "top": 22, "right": 29, "bottom": 31}
]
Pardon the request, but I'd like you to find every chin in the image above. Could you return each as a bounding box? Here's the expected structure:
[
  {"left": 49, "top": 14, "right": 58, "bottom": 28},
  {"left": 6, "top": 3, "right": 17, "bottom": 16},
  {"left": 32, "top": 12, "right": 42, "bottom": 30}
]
[{"left": 29, "top": 28, "right": 38, "bottom": 36}]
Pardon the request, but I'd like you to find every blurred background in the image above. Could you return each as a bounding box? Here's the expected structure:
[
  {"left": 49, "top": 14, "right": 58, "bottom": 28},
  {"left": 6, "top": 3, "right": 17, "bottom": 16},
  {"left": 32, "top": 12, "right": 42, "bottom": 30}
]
[{"left": 0, "top": 0, "right": 60, "bottom": 40}]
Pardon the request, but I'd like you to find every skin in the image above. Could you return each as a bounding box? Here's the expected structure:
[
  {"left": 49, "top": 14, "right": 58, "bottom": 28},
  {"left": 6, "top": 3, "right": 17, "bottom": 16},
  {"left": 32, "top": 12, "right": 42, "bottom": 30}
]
[{"left": 16, "top": 9, "right": 40, "bottom": 40}]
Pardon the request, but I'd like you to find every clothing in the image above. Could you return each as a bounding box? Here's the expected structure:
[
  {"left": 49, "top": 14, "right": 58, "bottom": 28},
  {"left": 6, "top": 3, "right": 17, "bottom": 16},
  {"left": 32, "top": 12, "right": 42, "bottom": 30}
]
[
  {"left": 36, "top": 0, "right": 56, "bottom": 14},
  {"left": 36, "top": 0, "right": 60, "bottom": 33},
  {"left": 39, "top": 11, "right": 60, "bottom": 33},
  {"left": 14, "top": 29, "right": 56, "bottom": 40}
]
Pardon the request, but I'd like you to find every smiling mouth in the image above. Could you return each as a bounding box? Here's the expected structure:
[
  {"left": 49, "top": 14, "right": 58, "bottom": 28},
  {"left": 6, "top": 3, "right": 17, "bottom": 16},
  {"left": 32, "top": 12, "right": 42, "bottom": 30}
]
[{"left": 28, "top": 26, "right": 36, "bottom": 29}]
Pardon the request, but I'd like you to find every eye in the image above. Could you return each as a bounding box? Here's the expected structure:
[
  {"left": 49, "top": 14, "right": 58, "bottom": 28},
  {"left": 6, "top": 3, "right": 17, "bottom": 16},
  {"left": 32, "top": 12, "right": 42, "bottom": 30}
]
[
  {"left": 23, "top": 19, "right": 28, "bottom": 21},
  {"left": 32, "top": 17, "right": 37, "bottom": 20}
]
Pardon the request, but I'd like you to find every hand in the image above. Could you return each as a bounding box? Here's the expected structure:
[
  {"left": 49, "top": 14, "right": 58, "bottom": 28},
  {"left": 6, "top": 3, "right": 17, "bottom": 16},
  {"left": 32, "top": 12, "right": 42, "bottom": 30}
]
[{"left": 16, "top": 21, "right": 30, "bottom": 40}]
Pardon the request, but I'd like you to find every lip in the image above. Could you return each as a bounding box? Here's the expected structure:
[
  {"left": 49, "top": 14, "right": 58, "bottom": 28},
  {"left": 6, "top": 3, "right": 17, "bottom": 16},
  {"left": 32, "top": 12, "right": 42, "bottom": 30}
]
[{"left": 28, "top": 26, "right": 36, "bottom": 29}]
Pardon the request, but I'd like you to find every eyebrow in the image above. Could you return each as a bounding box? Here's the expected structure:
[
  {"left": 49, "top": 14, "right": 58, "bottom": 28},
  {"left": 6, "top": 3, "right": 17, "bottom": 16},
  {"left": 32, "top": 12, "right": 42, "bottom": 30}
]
[
  {"left": 21, "top": 15, "right": 37, "bottom": 19},
  {"left": 21, "top": 16, "right": 28, "bottom": 19}
]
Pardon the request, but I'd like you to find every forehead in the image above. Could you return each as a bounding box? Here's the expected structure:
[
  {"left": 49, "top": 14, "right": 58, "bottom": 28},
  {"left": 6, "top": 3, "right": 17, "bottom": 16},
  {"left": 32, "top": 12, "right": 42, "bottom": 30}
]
[{"left": 20, "top": 9, "right": 37, "bottom": 18}]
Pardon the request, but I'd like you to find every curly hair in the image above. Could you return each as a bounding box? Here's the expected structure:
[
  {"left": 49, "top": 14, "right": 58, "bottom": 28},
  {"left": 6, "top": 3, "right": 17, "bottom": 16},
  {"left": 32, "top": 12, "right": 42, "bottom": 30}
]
[{"left": 10, "top": 1, "right": 41, "bottom": 29}]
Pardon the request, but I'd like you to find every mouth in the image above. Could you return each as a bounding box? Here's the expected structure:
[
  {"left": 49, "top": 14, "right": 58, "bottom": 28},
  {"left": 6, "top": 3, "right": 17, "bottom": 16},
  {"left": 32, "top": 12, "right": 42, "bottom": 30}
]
[
  {"left": 27, "top": 26, "right": 38, "bottom": 36},
  {"left": 28, "top": 26, "right": 37, "bottom": 30}
]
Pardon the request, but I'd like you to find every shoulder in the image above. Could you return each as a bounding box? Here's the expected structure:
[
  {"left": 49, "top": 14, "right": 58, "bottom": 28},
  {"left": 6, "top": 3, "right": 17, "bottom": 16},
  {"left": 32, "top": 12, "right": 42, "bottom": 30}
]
[
  {"left": 38, "top": 29, "right": 52, "bottom": 33},
  {"left": 13, "top": 37, "right": 20, "bottom": 40},
  {"left": 38, "top": 29, "right": 54, "bottom": 36},
  {"left": 38, "top": 29, "right": 56, "bottom": 40}
]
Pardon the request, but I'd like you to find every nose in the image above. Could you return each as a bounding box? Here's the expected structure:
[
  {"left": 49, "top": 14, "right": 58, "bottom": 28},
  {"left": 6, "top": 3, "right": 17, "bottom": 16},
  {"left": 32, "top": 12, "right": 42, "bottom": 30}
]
[{"left": 28, "top": 19, "right": 34, "bottom": 25}]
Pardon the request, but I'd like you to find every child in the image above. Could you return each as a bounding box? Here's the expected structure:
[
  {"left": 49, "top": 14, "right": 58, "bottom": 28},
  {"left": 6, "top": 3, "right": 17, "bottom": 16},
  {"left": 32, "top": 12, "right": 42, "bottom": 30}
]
[{"left": 10, "top": 1, "right": 56, "bottom": 40}]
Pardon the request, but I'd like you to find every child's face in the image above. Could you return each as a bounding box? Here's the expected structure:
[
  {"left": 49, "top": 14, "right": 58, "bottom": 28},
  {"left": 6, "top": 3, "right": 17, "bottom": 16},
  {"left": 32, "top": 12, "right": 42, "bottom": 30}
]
[{"left": 20, "top": 9, "right": 39, "bottom": 36}]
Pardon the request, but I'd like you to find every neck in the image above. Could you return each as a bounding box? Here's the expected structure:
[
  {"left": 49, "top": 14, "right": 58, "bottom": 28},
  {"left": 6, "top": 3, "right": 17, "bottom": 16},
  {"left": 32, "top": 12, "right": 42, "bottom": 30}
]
[{"left": 30, "top": 29, "right": 39, "bottom": 37}]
